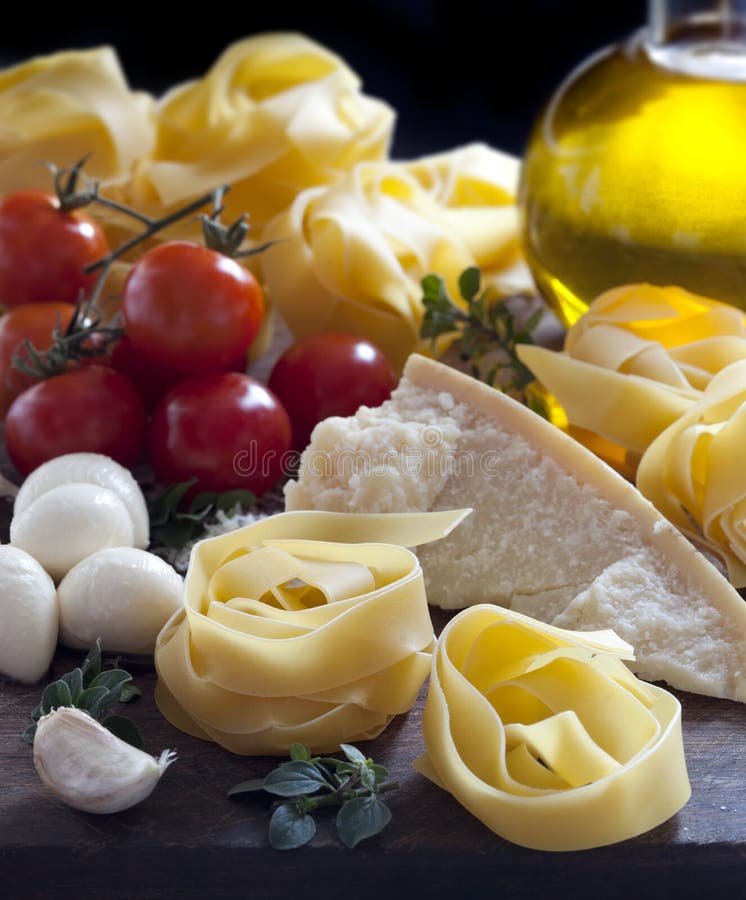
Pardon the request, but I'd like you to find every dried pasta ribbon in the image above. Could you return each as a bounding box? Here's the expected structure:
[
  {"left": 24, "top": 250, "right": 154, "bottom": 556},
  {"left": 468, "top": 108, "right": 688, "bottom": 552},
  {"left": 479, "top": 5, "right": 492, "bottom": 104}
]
[
  {"left": 518, "top": 283, "right": 746, "bottom": 458},
  {"left": 414, "top": 605, "right": 690, "bottom": 851},
  {"left": 129, "top": 33, "right": 394, "bottom": 232},
  {"left": 0, "top": 46, "right": 154, "bottom": 194},
  {"left": 154, "top": 509, "right": 469, "bottom": 755},
  {"left": 261, "top": 143, "right": 525, "bottom": 371},
  {"left": 637, "top": 358, "right": 746, "bottom": 587}
]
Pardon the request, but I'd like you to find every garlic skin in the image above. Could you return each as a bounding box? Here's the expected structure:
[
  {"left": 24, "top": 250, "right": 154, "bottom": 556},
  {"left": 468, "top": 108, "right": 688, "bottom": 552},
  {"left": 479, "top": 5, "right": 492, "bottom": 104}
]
[
  {"left": 13, "top": 453, "right": 150, "bottom": 549},
  {"left": 33, "top": 707, "right": 176, "bottom": 814},
  {"left": 58, "top": 547, "right": 184, "bottom": 654},
  {"left": 10, "top": 483, "right": 135, "bottom": 582},
  {"left": 0, "top": 545, "right": 58, "bottom": 682}
]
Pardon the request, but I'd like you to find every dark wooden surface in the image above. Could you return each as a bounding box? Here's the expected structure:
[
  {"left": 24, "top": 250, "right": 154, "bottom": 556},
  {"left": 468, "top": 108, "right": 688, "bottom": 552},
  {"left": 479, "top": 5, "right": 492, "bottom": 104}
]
[{"left": 2, "top": 604, "right": 746, "bottom": 900}]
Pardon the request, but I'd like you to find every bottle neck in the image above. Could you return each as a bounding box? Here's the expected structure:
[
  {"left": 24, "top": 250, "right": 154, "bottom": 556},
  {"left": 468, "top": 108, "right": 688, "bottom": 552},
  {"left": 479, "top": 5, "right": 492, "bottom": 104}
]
[
  {"left": 649, "top": 0, "right": 746, "bottom": 42},
  {"left": 645, "top": 0, "right": 746, "bottom": 79}
]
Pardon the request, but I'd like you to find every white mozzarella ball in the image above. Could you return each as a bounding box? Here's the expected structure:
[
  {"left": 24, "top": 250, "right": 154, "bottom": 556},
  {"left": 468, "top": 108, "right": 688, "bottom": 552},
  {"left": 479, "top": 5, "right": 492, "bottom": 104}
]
[
  {"left": 0, "top": 545, "right": 58, "bottom": 683},
  {"left": 57, "top": 547, "right": 184, "bottom": 655},
  {"left": 10, "top": 483, "right": 135, "bottom": 582},
  {"left": 14, "top": 453, "right": 149, "bottom": 549}
]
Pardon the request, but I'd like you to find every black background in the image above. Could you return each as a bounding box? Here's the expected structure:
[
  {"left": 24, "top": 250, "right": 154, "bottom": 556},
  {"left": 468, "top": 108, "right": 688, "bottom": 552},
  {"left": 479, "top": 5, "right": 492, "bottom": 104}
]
[{"left": 0, "top": 1, "right": 645, "bottom": 157}]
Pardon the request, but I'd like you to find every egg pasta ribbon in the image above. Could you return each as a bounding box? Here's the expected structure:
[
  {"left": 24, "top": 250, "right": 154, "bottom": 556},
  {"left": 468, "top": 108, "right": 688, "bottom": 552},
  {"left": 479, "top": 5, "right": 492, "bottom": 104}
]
[
  {"left": 637, "top": 358, "right": 746, "bottom": 587},
  {"left": 154, "top": 509, "right": 469, "bottom": 755},
  {"left": 518, "top": 283, "right": 746, "bottom": 460},
  {"left": 414, "top": 605, "right": 690, "bottom": 851}
]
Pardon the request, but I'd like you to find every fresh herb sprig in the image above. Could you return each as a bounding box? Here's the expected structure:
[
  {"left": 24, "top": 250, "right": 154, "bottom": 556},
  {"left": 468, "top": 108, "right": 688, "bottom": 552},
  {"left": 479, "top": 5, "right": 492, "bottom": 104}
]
[
  {"left": 23, "top": 639, "right": 142, "bottom": 747},
  {"left": 147, "top": 479, "right": 256, "bottom": 551},
  {"left": 228, "top": 742, "right": 399, "bottom": 850},
  {"left": 420, "top": 266, "right": 543, "bottom": 403}
]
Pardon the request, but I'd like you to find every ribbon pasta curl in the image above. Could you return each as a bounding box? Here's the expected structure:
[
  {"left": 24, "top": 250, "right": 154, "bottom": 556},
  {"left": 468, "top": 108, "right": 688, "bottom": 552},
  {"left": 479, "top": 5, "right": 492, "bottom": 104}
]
[
  {"left": 637, "top": 358, "right": 746, "bottom": 588},
  {"left": 518, "top": 283, "right": 746, "bottom": 461},
  {"left": 415, "top": 605, "right": 690, "bottom": 851},
  {"left": 155, "top": 509, "right": 469, "bottom": 756}
]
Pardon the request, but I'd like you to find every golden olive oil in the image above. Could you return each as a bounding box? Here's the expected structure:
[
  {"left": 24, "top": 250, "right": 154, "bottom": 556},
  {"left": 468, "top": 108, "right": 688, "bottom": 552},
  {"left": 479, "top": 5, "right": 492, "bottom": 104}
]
[{"left": 519, "top": 32, "right": 746, "bottom": 326}]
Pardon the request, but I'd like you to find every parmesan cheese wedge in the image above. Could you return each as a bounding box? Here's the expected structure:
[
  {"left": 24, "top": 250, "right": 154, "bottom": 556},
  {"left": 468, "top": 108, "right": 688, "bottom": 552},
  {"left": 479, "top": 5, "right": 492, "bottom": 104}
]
[{"left": 285, "top": 353, "right": 746, "bottom": 702}]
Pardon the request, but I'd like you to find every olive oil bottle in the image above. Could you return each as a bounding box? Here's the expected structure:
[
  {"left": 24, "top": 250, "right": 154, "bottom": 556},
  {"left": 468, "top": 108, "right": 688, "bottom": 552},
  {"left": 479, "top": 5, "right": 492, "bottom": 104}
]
[{"left": 520, "top": 1, "right": 746, "bottom": 326}]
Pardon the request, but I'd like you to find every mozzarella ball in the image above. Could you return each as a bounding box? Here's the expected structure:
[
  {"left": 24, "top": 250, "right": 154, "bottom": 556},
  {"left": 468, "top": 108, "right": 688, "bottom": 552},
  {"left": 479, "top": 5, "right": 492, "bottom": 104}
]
[
  {"left": 0, "top": 545, "right": 58, "bottom": 682},
  {"left": 10, "top": 483, "right": 135, "bottom": 582},
  {"left": 13, "top": 453, "right": 149, "bottom": 548},
  {"left": 58, "top": 547, "right": 183, "bottom": 654}
]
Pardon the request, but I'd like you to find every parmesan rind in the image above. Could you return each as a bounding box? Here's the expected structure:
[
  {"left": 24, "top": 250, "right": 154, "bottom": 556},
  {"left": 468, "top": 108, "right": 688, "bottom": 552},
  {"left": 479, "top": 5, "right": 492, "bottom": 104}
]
[{"left": 285, "top": 353, "right": 746, "bottom": 702}]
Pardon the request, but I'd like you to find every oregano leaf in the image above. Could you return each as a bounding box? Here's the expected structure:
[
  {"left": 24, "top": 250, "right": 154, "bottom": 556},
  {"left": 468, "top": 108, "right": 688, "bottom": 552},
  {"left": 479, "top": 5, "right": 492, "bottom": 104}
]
[
  {"left": 336, "top": 796, "right": 392, "bottom": 849},
  {"left": 263, "top": 761, "right": 332, "bottom": 797},
  {"left": 100, "top": 715, "right": 144, "bottom": 750},
  {"left": 269, "top": 804, "right": 317, "bottom": 850}
]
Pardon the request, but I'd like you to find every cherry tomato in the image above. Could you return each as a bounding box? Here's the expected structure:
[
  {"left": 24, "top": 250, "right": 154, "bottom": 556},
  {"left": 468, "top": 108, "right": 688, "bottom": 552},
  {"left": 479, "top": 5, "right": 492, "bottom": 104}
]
[
  {"left": 4, "top": 365, "right": 146, "bottom": 476},
  {"left": 0, "top": 190, "right": 108, "bottom": 309},
  {"left": 148, "top": 372, "right": 292, "bottom": 496},
  {"left": 268, "top": 332, "right": 398, "bottom": 449},
  {"left": 107, "top": 335, "right": 185, "bottom": 412},
  {"left": 122, "top": 241, "right": 264, "bottom": 377},
  {"left": 0, "top": 301, "right": 77, "bottom": 417}
]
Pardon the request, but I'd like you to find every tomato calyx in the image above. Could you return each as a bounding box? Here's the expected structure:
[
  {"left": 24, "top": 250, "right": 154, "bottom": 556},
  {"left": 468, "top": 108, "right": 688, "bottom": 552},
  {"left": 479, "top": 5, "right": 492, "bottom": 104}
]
[
  {"left": 199, "top": 187, "right": 279, "bottom": 259},
  {"left": 11, "top": 295, "right": 122, "bottom": 380},
  {"left": 47, "top": 155, "right": 100, "bottom": 214}
]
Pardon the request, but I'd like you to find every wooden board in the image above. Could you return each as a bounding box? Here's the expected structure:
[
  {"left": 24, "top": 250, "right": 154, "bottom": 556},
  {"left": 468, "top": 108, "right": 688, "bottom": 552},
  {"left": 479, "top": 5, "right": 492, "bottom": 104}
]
[{"left": 2, "top": 612, "right": 746, "bottom": 900}]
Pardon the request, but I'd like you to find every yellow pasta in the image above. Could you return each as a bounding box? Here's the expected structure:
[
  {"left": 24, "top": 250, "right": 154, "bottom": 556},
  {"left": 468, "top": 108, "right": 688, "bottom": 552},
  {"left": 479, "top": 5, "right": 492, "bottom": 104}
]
[
  {"left": 154, "top": 508, "right": 469, "bottom": 755},
  {"left": 518, "top": 283, "right": 746, "bottom": 460},
  {"left": 637, "top": 358, "right": 746, "bottom": 587},
  {"left": 414, "top": 605, "right": 690, "bottom": 851}
]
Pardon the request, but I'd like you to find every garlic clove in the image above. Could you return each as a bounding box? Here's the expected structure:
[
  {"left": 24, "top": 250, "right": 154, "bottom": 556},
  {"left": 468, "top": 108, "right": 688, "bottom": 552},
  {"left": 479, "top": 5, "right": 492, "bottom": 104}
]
[
  {"left": 10, "top": 483, "right": 135, "bottom": 582},
  {"left": 33, "top": 706, "right": 176, "bottom": 814},
  {"left": 13, "top": 452, "right": 150, "bottom": 549}
]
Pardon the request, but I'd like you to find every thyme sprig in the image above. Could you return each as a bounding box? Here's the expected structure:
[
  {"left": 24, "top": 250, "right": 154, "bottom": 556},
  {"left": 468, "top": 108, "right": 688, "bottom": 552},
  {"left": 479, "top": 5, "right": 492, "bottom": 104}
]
[
  {"left": 228, "top": 742, "right": 398, "bottom": 850},
  {"left": 23, "top": 639, "right": 142, "bottom": 748},
  {"left": 420, "top": 266, "right": 543, "bottom": 404}
]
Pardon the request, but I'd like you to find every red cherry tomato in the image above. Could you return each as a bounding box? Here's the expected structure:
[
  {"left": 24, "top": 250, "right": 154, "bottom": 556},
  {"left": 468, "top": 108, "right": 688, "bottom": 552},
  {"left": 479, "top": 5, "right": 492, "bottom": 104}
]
[
  {"left": 0, "top": 301, "right": 77, "bottom": 418},
  {"left": 107, "top": 335, "right": 186, "bottom": 412},
  {"left": 122, "top": 241, "right": 264, "bottom": 377},
  {"left": 148, "top": 371, "right": 292, "bottom": 496},
  {"left": 4, "top": 365, "right": 146, "bottom": 476},
  {"left": 0, "top": 190, "right": 108, "bottom": 308},
  {"left": 268, "top": 332, "right": 398, "bottom": 449}
]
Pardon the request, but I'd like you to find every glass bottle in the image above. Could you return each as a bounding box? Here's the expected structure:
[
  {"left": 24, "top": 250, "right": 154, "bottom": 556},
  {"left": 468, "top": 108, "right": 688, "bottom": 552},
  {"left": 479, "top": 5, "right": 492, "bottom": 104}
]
[{"left": 519, "top": 0, "right": 746, "bottom": 327}]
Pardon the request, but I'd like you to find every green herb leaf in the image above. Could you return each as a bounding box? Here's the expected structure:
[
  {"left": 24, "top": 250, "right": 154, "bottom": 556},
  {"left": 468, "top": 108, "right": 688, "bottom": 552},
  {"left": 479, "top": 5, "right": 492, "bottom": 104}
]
[
  {"left": 89, "top": 668, "right": 133, "bottom": 697},
  {"left": 263, "top": 761, "right": 332, "bottom": 797},
  {"left": 229, "top": 742, "right": 398, "bottom": 850},
  {"left": 40, "top": 680, "right": 73, "bottom": 715},
  {"left": 119, "top": 683, "right": 142, "bottom": 703},
  {"left": 269, "top": 803, "right": 317, "bottom": 851},
  {"left": 289, "top": 743, "right": 312, "bottom": 762},
  {"left": 336, "top": 796, "right": 392, "bottom": 849},
  {"left": 340, "top": 743, "right": 367, "bottom": 766},
  {"left": 100, "top": 715, "right": 144, "bottom": 750},
  {"left": 227, "top": 778, "right": 269, "bottom": 797},
  {"left": 81, "top": 638, "right": 103, "bottom": 682},
  {"left": 147, "top": 480, "right": 256, "bottom": 551},
  {"left": 419, "top": 267, "right": 544, "bottom": 406},
  {"left": 23, "top": 640, "right": 144, "bottom": 748}
]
